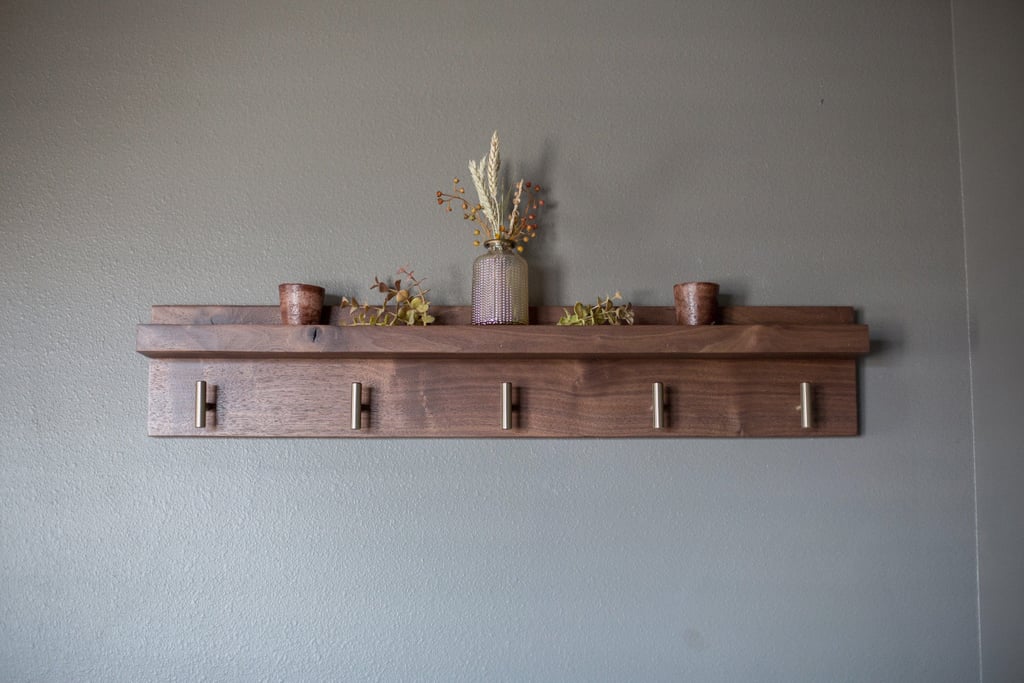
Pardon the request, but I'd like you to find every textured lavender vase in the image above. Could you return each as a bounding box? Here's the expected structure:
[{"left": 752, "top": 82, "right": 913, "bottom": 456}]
[
  {"left": 673, "top": 282, "right": 719, "bottom": 325},
  {"left": 279, "top": 283, "right": 325, "bottom": 325},
  {"left": 471, "top": 239, "right": 528, "bottom": 325}
]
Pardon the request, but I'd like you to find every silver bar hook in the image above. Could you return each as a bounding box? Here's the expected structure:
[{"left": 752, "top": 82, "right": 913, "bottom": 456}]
[
  {"left": 501, "top": 382, "right": 513, "bottom": 430},
  {"left": 351, "top": 382, "right": 363, "bottom": 430},
  {"left": 653, "top": 382, "right": 665, "bottom": 429},
  {"left": 195, "top": 380, "right": 211, "bottom": 428},
  {"left": 800, "top": 382, "right": 813, "bottom": 429}
]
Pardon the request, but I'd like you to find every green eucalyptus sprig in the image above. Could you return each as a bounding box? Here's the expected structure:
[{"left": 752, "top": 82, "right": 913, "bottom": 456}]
[
  {"left": 340, "top": 267, "right": 435, "bottom": 326},
  {"left": 557, "top": 293, "right": 635, "bottom": 326}
]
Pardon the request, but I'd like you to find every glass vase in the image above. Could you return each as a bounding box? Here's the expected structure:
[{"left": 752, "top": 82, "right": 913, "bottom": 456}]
[{"left": 471, "top": 239, "right": 528, "bottom": 325}]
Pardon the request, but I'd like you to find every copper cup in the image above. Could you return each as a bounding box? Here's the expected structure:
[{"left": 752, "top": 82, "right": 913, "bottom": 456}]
[
  {"left": 279, "top": 283, "right": 325, "bottom": 325},
  {"left": 673, "top": 282, "right": 719, "bottom": 325}
]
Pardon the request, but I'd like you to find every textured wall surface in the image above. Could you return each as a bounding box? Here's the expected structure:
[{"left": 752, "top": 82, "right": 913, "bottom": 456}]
[
  {"left": 0, "top": 1, "right": 1006, "bottom": 680},
  {"left": 953, "top": 1, "right": 1024, "bottom": 680}
]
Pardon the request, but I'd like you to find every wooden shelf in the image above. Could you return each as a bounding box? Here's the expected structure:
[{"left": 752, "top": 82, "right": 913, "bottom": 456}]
[
  {"left": 137, "top": 305, "right": 868, "bottom": 438},
  {"left": 137, "top": 322, "right": 867, "bottom": 360}
]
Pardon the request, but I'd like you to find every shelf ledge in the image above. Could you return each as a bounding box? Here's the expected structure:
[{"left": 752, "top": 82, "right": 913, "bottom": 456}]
[{"left": 137, "top": 321, "right": 868, "bottom": 360}]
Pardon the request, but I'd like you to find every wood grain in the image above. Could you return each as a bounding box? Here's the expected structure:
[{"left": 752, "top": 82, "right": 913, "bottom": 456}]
[
  {"left": 140, "top": 304, "right": 868, "bottom": 438},
  {"left": 149, "top": 357, "right": 858, "bottom": 437},
  {"left": 149, "top": 305, "right": 858, "bottom": 326},
  {"left": 137, "top": 323, "right": 869, "bottom": 360}
]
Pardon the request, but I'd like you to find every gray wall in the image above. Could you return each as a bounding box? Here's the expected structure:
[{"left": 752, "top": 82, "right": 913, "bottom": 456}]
[
  {"left": 953, "top": 1, "right": 1024, "bottom": 681},
  {"left": 0, "top": 0, "right": 1013, "bottom": 680}
]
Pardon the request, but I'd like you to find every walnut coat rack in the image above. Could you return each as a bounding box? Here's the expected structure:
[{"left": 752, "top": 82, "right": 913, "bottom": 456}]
[{"left": 136, "top": 305, "right": 869, "bottom": 438}]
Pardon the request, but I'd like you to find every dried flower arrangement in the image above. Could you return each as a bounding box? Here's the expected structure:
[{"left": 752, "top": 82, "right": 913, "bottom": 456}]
[
  {"left": 557, "top": 293, "right": 635, "bottom": 326},
  {"left": 340, "top": 267, "right": 435, "bottom": 326},
  {"left": 436, "top": 131, "right": 544, "bottom": 251}
]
